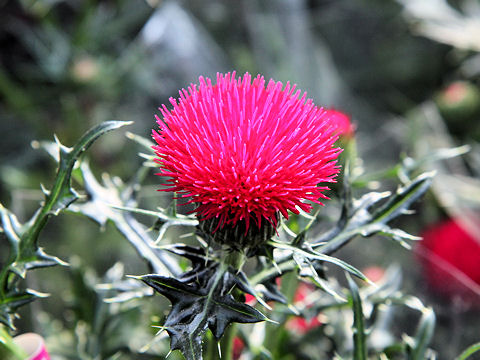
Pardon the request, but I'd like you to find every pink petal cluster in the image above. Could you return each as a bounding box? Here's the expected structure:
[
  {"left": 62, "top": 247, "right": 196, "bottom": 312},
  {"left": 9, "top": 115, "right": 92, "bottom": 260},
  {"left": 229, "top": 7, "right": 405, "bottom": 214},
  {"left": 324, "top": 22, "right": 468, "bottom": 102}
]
[{"left": 153, "top": 72, "right": 341, "bottom": 229}]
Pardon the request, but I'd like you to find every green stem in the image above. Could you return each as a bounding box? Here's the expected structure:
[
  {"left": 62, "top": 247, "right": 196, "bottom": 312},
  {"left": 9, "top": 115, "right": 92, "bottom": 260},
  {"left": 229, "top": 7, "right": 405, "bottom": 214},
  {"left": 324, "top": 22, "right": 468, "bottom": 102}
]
[
  {"left": 250, "top": 259, "right": 296, "bottom": 285},
  {"left": 224, "top": 250, "right": 245, "bottom": 271},
  {"left": 202, "top": 262, "right": 231, "bottom": 360},
  {"left": 22, "top": 208, "right": 49, "bottom": 251},
  {"left": 0, "top": 326, "right": 28, "bottom": 360},
  {"left": 220, "top": 323, "right": 237, "bottom": 360},
  {"left": 264, "top": 271, "right": 297, "bottom": 357},
  {"left": 314, "top": 228, "right": 360, "bottom": 255},
  {"left": 205, "top": 332, "right": 218, "bottom": 360}
]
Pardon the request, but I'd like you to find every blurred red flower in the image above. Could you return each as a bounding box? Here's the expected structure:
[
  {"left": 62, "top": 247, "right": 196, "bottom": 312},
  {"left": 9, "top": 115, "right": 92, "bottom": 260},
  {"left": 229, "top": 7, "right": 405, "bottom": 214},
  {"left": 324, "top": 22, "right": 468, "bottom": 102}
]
[
  {"left": 418, "top": 218, "right": 480, "bottom": 304},
  {"left": 325, "top": 109, "right": 355, "bottom": 139},
  {"left": 232, "top": 336, "right": 244, "bottom": 360},
  {"left": 153, "top": 72, "right": 341, "bottom": 230},
  {"left": 362, "top": 266, "right": 386, "bottom": 284},
  {"left": 443, "top": 82, "right": 470, "bottom": 104},
  {"left": 286, "top": 282, "right": 322, "bottom": 334}
]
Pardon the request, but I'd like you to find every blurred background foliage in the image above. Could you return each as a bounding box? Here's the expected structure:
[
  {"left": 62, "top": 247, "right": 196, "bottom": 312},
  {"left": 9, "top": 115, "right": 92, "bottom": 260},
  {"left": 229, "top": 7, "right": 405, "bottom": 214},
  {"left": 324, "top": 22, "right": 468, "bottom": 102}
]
[{"left": 1, "top": 0, "right": 480, "bottom": 359}]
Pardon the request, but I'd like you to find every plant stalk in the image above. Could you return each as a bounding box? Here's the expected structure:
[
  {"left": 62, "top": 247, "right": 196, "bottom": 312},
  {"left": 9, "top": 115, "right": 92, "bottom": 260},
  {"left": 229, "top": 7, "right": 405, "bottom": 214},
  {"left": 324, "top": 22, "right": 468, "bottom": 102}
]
[
  {"left": 0, "top": 325, "right": 28, "bottom": 360},
  {"left": 220, "top": 323, "right": 237, "bottom": 360}
]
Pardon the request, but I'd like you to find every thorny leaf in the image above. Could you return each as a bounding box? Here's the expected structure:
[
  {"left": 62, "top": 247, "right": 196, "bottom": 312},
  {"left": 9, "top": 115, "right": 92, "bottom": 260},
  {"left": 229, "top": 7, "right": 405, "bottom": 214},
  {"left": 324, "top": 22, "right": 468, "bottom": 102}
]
[
  {"left": 139, "top": 265, "right": 267, "bottom": 360},
  {"left": 0, "top": 121, "right": 131, "bottom": 329},
  {"left": 68, "top": 161, "right": 181, "bottom": 276},
  {"left": 315, "top": 172, "right": 433, "bottom": 255}
]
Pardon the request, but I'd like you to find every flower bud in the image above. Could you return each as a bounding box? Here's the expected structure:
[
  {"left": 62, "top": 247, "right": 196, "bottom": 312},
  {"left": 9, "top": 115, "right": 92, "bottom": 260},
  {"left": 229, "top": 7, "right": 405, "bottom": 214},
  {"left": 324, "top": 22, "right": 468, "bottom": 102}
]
[{"left": 435, "top": 81, "right": 480, "bottom": 138}]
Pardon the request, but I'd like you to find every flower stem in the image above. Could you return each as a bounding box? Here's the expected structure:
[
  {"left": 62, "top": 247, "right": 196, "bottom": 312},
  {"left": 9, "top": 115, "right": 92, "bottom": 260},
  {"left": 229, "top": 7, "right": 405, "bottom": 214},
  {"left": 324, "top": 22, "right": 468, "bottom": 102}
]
[
  {"left": 220, "top": 323, "right": 237, "bottom": 360},
  {"left": 205, "top": 332, "right": 219, "bottom": 360},
  {"left": 0, "top": 326, "right": 28, "bottom": 360},
  {"left": 224, "top": 250, "right": 245, "bottom": 271}
]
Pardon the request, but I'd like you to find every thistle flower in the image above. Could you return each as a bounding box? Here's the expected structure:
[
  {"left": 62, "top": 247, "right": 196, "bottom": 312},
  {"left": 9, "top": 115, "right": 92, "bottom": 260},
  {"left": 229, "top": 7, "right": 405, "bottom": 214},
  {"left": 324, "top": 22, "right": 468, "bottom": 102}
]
[{"left": 153, "top": 72, "right": 341, "bottom": 248}]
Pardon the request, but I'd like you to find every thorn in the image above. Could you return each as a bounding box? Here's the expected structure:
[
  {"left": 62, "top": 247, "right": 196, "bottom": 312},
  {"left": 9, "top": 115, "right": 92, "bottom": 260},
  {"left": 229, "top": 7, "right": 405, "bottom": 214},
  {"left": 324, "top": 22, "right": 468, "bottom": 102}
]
[
  {"left": 55, "top": 257, "right": 70, "bottom": 267},
  {"left": 179, "top": 232, "right": 195, "bottom": 239},
  {"left": 272, "top": 261, "right": 282, "bottom": 275},
  {"left": 421, "top": 170, "right": 437, "bottom": 179},
  {"left": 196, "top": 235, "right": 208, "bottom": 247},
  {"left": 205, "top": 244, "right": 211, "bottom": 266},
  {"left": 139, "top": 327, "right": 167, "bottom": 353},
  {"left": 53, "top": 134, "right": 61, "bottom": 146},
  {"left": 27, "top": 288, "right": 50, "bottom": 298},
  {"left": 365, "top": 277, "right": 379, "bottom": 289},
  {"left": 40, "top": 183, "right": 50, "bottom": 196},
  {"left": 265, "top": 317, "right": 279, "bottom": 325},
  {"left": 152, "top": 325, "right": 170, "bottom": 333},
  {"left": 287, "top": 304, "right": 300, "bottom": 316},
  {"left": 257, "top": 296, "right": 272, "bottom": 311},
  {"left": 126, "top": 275, "right": 144, "bottom": 280}
]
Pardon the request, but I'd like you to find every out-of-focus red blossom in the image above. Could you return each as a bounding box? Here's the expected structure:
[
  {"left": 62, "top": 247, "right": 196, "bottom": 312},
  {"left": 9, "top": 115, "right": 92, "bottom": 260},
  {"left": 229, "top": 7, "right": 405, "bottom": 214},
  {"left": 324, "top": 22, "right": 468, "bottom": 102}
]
[
  {"left": 244, "top": 293, "right": 256, "bottom": 305},
  {"left": 325, "top": 109, "right": 355, "bottom": 139},
  {"left": 232, "top": 337, "right": 244, "bottom": 360},
  {"left": 362, "top": 266, "right": 386, "bottom": 284},
  {"left": 286, "top": 282, "right": 322, "bottom": 334},
  {"left": 418, "top": 218, "right": 480, "bottom": 304},
  {"left": 152, "top": 72, "right": 341, "bottom": 230},
  {"left": 442, "top": 82, "right": 469, "bottom": 104}
]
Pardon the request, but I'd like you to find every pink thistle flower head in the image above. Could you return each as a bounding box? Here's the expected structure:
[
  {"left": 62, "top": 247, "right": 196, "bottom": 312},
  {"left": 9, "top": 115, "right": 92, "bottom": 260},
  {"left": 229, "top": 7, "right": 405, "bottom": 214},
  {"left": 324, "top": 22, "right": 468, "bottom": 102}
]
[{"left": 153, "top": 72, "right": 341, "bottom": 247}]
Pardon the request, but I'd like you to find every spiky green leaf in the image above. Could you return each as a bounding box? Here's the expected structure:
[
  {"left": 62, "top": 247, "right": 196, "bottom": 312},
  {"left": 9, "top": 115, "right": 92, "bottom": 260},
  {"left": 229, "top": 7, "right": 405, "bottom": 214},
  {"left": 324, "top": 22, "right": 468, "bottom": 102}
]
[
  {"left": 0, "top": 121, "right": 131, "bottom": 331},
  {"left": 140, "top": 267, "right": 267, "bottom": 360}
]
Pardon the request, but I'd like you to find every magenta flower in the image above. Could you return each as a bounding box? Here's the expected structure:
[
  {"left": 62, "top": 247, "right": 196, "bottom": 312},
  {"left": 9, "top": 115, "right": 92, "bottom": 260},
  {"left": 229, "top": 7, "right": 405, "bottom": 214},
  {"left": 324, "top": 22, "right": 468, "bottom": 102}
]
[{"left": 152, "top": 72, "right": 341, "bottom": 231}]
